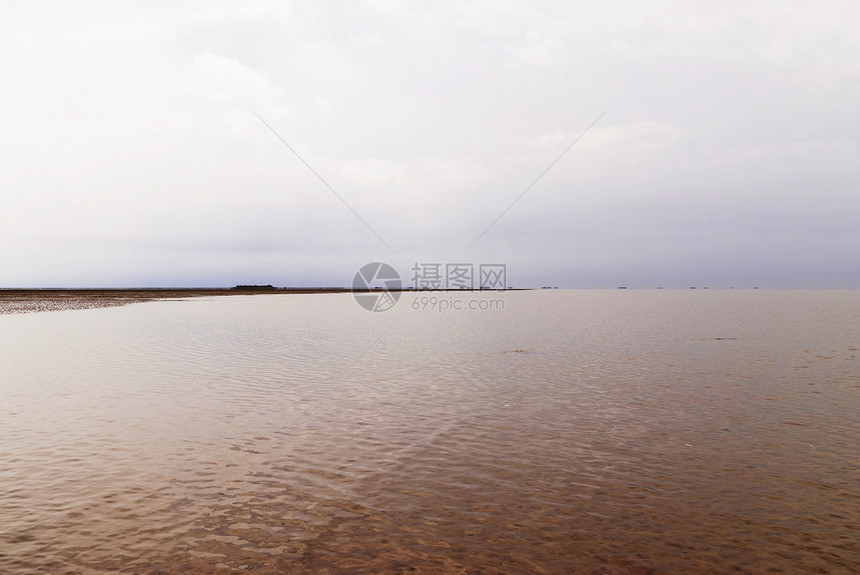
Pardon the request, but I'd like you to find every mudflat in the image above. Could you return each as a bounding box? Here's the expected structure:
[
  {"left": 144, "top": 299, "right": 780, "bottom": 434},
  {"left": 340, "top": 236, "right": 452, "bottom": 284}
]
[{"left": 0, "top": 288, "right": 349, "bottom": 315}]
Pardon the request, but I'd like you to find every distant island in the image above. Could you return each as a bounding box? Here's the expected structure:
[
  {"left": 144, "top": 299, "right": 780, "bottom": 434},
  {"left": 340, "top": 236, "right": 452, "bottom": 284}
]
[{"left": 232, "top": 284, "right": 278, "bottom": 290}]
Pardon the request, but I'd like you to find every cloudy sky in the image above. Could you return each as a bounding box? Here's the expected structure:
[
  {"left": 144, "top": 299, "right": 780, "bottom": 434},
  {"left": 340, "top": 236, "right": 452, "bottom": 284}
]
[{"left": 1, "top": 1, "right": 858, "bottom": 288}]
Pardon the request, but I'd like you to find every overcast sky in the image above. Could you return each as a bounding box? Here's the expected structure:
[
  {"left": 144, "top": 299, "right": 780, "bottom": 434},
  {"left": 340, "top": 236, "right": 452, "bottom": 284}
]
[{"left": 1, "top": 1, "right": 858, "bottom": 288}]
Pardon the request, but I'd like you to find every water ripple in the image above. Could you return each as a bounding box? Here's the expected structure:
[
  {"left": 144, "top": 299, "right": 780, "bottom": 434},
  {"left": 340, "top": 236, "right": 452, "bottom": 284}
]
[{"left": 1, "top": 291, "right": 858, "bottom": 573}]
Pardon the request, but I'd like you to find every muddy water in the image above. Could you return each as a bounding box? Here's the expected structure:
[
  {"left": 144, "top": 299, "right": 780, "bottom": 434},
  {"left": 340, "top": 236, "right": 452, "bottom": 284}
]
[{"left": 1, "top": 290, "right": 858, "bottom": 574}]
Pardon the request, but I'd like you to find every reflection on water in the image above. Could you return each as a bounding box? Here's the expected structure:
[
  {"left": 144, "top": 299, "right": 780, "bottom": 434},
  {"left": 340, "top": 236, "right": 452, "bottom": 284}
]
[{"left": 1, "top": 290, "right": 858, "bottom": 574}]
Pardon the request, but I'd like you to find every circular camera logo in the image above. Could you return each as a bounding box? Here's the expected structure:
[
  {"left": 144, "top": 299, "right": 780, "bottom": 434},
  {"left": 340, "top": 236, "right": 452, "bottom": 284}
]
[{"left": 353, "top": 262, "right": 402, "bottom": 312}]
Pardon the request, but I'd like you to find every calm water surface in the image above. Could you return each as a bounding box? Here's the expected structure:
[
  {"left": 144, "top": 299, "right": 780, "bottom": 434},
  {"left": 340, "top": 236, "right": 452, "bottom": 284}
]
[{"left": 1, "top": 290, "right": 858, "bottom": 574}]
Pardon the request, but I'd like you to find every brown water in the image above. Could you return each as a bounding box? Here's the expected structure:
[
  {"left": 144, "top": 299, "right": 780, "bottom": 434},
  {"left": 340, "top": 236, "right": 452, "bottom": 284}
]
[{"left": 1, "top": 290, "right": 858, "bottom": 574}]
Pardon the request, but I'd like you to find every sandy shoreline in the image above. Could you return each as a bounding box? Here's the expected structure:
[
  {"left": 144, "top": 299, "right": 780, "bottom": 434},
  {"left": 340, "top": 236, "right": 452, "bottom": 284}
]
[
  {"left": 0, "top": 288, "right": 352, "bottom": 315},
  {"left": 0, "top": 287, "right": 521, "bottom": 315}
]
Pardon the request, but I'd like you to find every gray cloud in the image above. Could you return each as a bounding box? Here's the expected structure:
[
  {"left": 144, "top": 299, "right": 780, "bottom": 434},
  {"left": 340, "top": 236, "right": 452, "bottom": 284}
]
[{"left": 1, "top": 1, "right": 857, "bottom": 287}]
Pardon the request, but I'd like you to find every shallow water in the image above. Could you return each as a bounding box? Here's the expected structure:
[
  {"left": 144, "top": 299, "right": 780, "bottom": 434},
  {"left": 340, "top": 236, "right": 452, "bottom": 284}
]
[{"left": 1, "top": 290, "right": 858, "bottom": 574}]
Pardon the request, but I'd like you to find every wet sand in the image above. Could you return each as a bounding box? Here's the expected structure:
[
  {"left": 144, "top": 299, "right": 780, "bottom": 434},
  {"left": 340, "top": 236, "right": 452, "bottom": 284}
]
[
  {"left": 0, "top": 288, "right": 351, "bottom": 315},
  {"left": 0, "top": 288, "right": 516, "bottom": 315}
]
